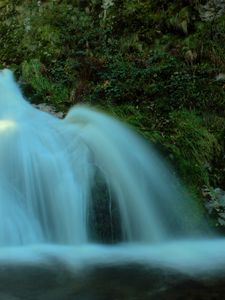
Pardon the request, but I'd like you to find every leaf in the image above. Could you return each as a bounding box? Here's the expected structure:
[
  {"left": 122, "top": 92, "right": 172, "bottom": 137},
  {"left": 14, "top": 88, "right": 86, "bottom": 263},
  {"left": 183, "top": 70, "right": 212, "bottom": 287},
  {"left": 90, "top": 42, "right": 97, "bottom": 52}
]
[
  {"left": 218, "top": 217, "right": 225, "bottom": 226},
  {"left": 181, "top": 20, "right": 188, "bottom": 35},
  {"left": 205, "top": 200, "right": 219, "bottom": 214},
  {"left": 218, "top": 212, "right": 225, "bottom": 219}
]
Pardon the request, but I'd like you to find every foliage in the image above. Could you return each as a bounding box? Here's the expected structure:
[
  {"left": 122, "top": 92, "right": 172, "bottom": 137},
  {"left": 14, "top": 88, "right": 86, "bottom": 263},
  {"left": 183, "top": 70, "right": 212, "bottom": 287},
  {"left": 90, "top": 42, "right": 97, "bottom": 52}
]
[
  {"left": 1, "top": 0, "right": 225, "bottom": 223},
  {"left": 21, "top": 59, "right": 69, "bottom": 107},
  {"left": 163, "top": 110, "right": 220, "bottom": 186},
  {"left": 203, "top": 187, "right": 225, "bottom": 228}
]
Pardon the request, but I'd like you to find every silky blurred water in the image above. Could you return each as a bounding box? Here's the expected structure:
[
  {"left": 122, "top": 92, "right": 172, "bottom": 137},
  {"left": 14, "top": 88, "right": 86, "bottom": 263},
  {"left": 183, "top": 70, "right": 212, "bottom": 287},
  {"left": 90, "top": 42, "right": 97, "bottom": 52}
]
[
  {"left": 1, "top": 69, "right": 224, "bottom": 295},
  {"left": 0, "top": 69, "right": 205, "bottom": 247}
]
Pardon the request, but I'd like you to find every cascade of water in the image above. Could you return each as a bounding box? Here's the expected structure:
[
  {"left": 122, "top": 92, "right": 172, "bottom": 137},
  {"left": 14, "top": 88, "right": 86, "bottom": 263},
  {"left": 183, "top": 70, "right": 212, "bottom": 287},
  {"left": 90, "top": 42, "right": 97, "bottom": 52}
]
[
  {"left": 65, "top": 107, "right": 204, "bottom": 242},
  {"left": 0, "top": 69, "right": 205, "bottom": 246}
]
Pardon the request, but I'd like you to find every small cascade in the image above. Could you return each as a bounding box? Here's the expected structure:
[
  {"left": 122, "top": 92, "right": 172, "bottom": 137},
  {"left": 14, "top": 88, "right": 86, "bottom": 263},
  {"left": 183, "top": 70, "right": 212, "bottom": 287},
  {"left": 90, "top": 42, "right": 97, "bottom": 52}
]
[{"left": 0, "top": 69, "right": 205, "bottom": 246}]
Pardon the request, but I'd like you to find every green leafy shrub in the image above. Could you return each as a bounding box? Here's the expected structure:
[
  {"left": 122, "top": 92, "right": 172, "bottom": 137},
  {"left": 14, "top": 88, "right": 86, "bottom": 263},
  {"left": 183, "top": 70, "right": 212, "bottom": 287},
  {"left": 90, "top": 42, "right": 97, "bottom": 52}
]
[{"left": 21, "top": 59, "right": 68, "bottom": 107}]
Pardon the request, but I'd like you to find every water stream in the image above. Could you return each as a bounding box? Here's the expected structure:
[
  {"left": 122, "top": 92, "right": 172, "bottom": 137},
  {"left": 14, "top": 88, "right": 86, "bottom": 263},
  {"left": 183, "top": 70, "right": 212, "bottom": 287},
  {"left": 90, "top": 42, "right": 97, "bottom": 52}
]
[
  {"left": 0, "top": 69, "right": 205, "bottom": 246},
  {"left": 0, "top": 69, "right": 223, "bottom": 299}
]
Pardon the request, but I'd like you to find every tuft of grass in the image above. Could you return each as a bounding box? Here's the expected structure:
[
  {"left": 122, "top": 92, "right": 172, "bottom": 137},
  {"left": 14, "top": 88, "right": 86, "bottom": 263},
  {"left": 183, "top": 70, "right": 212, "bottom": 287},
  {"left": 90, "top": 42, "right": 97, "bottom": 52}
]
[{"left": 164, "top": 110, "right": 221, "bottom": 187}]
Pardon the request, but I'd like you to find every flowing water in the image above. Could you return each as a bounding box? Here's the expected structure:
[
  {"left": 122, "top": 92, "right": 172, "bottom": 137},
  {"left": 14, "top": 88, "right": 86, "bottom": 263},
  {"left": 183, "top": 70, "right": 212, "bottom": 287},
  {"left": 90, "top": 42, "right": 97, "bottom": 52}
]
[
  {"left": 0, "top": 69, "right": 224, "bottom": 299},
  {"left": 0, "top": 69, "right": 204, "bottom": 246}
]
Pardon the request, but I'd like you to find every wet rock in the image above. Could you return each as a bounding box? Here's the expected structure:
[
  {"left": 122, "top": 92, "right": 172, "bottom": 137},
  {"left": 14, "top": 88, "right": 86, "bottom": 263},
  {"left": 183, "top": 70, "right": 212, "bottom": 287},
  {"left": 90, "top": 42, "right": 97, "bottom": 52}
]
[
  {"left": 215, "top": 73, "right": 225, "bottom": 81},
  {"left": 198, "top": 0, "right": 225, "bottom": 21},
  {"left": 0, "top": 261, "right": 225, "bottom": 300},
  {"left": 33, "top": 103, "right": 64, "bottom": 118}
]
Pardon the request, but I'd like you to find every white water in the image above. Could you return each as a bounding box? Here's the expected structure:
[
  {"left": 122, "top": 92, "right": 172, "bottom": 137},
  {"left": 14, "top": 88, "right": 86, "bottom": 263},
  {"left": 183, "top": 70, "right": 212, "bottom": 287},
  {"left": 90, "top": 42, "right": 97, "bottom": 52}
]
[
  {"left": 4, "top": 69, "right": 225, "bottom": 285},
  {"left": 1, "top": 239, "right": 225, "bottom": 276},
  {"left": 0, "top": 69, "right": 206, "bottom": 246}
]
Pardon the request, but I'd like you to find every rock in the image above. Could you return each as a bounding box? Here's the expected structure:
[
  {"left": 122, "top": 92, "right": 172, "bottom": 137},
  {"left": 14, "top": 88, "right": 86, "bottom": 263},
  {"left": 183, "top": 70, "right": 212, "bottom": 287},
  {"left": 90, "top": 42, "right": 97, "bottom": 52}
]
[
  {"left": 198, "top": 0, "right": 225, "bottom": 22},
  {"left": 0, "top": 259, "right": 224, "bottom": 299},
  {"left": 33, "top": 103, "right": 64, "bottom": 118},
  {"left": 215, "top": 73, "right": 225, "bottom": 81}
]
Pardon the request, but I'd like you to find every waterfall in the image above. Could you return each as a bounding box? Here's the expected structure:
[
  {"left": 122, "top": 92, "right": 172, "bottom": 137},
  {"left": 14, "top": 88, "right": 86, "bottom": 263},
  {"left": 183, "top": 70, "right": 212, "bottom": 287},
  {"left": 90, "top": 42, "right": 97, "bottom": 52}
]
[{"left": 0, "top": 69, "right": 205, "bottom": 246}]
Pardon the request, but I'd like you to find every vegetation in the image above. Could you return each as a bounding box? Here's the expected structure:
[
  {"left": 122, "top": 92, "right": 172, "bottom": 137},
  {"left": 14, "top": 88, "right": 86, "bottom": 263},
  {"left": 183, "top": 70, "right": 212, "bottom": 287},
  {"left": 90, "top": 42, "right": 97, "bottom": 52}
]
[{"left": 1, "top": 0, "right": 225, "bottom": 226}]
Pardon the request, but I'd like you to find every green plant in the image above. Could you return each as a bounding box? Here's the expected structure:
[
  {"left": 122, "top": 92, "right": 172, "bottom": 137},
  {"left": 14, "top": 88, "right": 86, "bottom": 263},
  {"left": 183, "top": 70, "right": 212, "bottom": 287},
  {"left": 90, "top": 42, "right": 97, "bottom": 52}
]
[
  {"left": 21, "top": 59, "right": 68, "bottom": 107},
  {"left": 163, "top": 110, "right": 220, "bottom": 187}
]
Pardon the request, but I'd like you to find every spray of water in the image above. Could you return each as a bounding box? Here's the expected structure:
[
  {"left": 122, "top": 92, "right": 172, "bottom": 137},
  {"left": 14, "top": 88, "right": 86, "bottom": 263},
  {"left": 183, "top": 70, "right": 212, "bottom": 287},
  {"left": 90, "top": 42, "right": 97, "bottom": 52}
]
[{"left": 0, "top": 69, "right": 205, "bottom": 246}]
